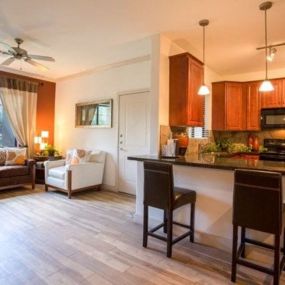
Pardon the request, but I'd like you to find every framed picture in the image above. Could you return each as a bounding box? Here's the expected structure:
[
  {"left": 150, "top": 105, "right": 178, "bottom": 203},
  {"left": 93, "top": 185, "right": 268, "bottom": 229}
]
[{"left": 75, "top": 99, "right": 113, "bottom": 128}]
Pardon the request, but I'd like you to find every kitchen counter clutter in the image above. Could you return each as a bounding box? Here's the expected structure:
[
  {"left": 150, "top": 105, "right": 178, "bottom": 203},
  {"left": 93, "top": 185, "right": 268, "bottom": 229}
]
[
  {"left": 128, "top": 153, "right": 285, "bottom": 174},
  {"left": 128, "top": 153, "right": 285, "bottom": 252}
]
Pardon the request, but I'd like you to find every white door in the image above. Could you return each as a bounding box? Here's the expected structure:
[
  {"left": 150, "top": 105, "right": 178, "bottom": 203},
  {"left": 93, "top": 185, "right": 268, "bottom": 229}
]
[{"left": 118, "top": 91, "right": 150, "bottom": 195}]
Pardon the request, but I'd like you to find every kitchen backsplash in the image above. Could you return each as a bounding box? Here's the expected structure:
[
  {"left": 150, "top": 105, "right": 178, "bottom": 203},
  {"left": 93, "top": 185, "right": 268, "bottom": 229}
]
[
  {"left": 160, "top": 125, "right": 285, "bottom": 155},
  {"left": 213, "top": 130, "right": 285, "bottom": 146}
]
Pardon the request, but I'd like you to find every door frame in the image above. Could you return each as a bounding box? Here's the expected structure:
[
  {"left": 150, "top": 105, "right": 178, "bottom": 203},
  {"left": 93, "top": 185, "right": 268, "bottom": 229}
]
[{"left": 117, "top": 88, "right": 150, "bottom": 194}]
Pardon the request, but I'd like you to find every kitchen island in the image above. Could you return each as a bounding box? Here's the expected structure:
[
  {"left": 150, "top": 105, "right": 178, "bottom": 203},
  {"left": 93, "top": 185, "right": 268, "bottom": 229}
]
[{"left": 128, "top": 153, "right": 285, "bottom": 251}]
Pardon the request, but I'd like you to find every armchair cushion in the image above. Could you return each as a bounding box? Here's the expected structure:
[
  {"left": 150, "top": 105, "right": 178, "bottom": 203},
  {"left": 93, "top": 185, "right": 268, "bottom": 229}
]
[{"left": 48, "top": 166, "right": 66, "bottom": 180}]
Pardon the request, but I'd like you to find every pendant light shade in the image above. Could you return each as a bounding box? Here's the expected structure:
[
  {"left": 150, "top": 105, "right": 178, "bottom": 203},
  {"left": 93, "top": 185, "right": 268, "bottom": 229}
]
[
  {"left": 198, "top": 84, "right": 210, "bottom": 96},
  {"left": 259, "top": 1, "right": 274, "bottom": 92},
  {"left": 198, "top": 19, "right": 210, "bottom": 96},
  {"left": 259, "top": 80, "right": 274, "bottom": 92}
]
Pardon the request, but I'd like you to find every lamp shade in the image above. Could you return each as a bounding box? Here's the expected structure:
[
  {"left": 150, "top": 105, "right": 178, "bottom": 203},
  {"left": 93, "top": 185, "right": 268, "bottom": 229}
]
[
  {"left": 198, "top": 84, "right": 210, "bottom": 96},
  {"left": 259, "top": 80, "right": 274, "bottom": 92},
  {"left": 41, "top": 131, "right": 49, "bottom": 138}
]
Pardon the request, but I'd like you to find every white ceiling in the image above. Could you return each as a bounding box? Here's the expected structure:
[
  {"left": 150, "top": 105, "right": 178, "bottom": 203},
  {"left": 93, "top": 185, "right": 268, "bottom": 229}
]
[{"left": 0, "top": 0, "right": 284, "bottom": 80}]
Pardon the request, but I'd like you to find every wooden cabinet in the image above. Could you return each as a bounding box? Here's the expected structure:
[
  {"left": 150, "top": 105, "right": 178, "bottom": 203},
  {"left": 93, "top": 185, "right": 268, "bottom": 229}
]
[
  {"left": 212, "top": 82, "right": 245, "bottom": 130},
  {"left": 169, "top": 53, "right": 204, "bottom": 126},
  {"left": 260, "top": 79, "right": 284, "bottom": 108},
  {"left": 246, "top": 82, "right": 261, "bottom": 131},
  {"left": 212, "top": 78, "right": 285, "bottom": 131}
]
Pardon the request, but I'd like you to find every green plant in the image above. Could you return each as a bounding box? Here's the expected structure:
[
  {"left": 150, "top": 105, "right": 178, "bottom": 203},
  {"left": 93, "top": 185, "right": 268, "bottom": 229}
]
[
  {"left": 216, "top": 138, "right": 232, "bottom": 152},
  {"left": 227, "top": 143, "right": 251, "bottom": 154},
  {"left": 200, "top": 142, "right": 220, "bottom": 153},
  {"left": 42, "top": 145, "right": 59, "bottom": 157}
]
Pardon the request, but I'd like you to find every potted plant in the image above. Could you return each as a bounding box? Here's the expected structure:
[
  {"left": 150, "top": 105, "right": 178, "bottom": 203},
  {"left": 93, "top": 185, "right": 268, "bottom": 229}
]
[{"left": 42, "top": 145, "right": 60, "bottom": 160}]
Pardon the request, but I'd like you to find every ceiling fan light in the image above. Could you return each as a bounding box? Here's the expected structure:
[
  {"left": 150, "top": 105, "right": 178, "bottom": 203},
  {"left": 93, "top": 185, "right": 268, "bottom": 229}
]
[
  {"left": 259, "top": 80, "right": 274, "bottom": 92},
  {"left": 198, "top": 84, "right": 210, "bottom": 96}
]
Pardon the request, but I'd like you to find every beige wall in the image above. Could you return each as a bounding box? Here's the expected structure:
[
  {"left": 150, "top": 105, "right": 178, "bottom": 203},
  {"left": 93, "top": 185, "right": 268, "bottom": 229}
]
[{"left": 55, "top": 39, "right": 152, "bottom": 189}]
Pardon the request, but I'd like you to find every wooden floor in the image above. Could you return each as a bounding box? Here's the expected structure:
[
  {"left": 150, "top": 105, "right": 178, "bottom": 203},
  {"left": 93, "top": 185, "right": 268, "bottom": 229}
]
[{"left": 0, "top": 187, "right": 285, "bottom": 285}]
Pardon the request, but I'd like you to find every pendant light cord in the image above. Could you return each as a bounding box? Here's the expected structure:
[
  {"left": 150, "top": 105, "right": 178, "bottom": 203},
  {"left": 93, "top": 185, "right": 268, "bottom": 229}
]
[
  {"left": 203, "top": 25, "right": 206, "bottom": 65},
  {"left": 265, "top": 8, "right": 268, "bottom": 80},
  {"left": 203, "top": 25, "right": 206, "bottom": 84}
]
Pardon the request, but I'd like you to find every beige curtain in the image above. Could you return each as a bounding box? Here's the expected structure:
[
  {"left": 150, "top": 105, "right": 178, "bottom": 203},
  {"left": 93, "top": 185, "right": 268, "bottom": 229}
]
[{"left": 0, "top": 78, "right": 38, "bottom": 156}]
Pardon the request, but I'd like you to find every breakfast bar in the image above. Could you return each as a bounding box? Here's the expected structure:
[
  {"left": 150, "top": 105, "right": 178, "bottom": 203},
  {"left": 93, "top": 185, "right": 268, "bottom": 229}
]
[{"left": 128, "top": 153, "right": 285, "bottom": 252}]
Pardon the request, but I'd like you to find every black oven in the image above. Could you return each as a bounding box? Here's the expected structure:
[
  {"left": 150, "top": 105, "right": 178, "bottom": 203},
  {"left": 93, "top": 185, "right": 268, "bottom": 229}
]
[{"left": 261, "top": 108, "right": 285, "bottom": 129}]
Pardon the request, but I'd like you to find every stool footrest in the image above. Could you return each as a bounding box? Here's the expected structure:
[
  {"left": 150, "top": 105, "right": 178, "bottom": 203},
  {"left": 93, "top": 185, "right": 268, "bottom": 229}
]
[
  {"left": 244, "top": 237, "right": 275, "bottom": 250},
  {"left": 148, "top": 232, "right": 167, "bottom": 241},
  {"left": 147, "top": 221, "right": 193, "bottom": 245},
  {"left": 237, "top": 259, "right": 274, "bottom": 275},
  {"left": 172, "top": 231, "right": 192, "bottom": 245},
  {"left": 173, "top": 221, "right": 191, "bottom": 229},
  {"left": 149, "top": 223, "right": 164, "bottom": 233}
]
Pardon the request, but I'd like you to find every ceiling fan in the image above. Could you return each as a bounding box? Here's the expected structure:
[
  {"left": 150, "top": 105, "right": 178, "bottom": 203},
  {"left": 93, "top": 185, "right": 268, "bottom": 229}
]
[{"left": 0, "top": 38, "right": 55, "bottom": 71}]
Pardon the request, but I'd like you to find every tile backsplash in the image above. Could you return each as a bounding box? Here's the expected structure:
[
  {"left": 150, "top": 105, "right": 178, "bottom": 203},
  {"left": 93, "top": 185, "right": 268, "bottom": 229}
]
[
  {"left": 213, "top": 130, "right": 285, "bottom": 146},
  {"left": 160, "top": 125, "right": 285, "bottom": 155}
]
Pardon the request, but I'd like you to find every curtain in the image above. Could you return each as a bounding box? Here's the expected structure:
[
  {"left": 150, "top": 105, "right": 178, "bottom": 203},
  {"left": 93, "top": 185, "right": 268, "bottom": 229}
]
[{"left": 0, "top": 78, "right": 38, "bottom": 156}]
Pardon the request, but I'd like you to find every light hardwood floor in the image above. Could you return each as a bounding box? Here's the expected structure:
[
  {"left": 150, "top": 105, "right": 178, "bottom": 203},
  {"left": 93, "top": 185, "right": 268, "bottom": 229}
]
[{"left": 0, "top": 186, "right": 284, "bottom": 285}]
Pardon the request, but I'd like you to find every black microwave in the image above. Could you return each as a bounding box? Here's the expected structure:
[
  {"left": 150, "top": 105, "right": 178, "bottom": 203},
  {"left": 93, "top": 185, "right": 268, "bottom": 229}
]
[{"left": 261, "top": 108, "right": 285, "bottom": 129}]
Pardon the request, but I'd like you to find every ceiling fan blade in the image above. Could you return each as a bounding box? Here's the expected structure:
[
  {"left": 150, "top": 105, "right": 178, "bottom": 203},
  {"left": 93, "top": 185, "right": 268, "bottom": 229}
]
[
  {"left": 28, "top": 54, "right": 55, "bottom": 62},
  {"left": 0, "top": 41, "right": 14, "bottom": 54},
  {"left": 25, "top": 58, "right": 49, "bottom": 71},
  {"left": 1, "top": 57, "right": 16, "bottom": 66},
  {"left": 0, "top": 50, "right": 12, "bottom": 56}
]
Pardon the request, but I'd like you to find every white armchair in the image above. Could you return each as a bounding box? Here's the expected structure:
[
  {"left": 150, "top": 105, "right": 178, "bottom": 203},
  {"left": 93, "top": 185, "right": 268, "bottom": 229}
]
[{"left": 44, "top": 150, "right": 106, "bottom": 198}]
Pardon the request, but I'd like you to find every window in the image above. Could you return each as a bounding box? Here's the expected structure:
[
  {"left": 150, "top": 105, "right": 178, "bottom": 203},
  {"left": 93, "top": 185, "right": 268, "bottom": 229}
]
[{"left": 0, "top": 103, "right": 16, "bottom": 147}]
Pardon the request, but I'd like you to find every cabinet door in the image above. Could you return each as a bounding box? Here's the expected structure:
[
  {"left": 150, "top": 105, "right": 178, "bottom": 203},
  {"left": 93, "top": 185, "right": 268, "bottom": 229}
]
[
  {"left": 187, "top": 60, "right": 204, "bottom": 126},
  {"left": 246, "top": 83, "right": 260, "bottom": 130},
  {"left": 225, "top": 83, "right": 245, "bottom": 130},
  {"left": 260, "top": 79, "right": 283, "bottom": 108},
  {"left": 169, "top": 54, "right": 189, "bottom": 126},
  {"left": 282, "top": 79, "right": 285, "bottom": 106}
]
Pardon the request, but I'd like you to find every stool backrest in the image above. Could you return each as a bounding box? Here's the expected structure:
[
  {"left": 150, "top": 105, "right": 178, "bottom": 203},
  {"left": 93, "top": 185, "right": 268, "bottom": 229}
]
[
  {"left": 144, "top": 161, "right": 174, "bottom": 209},
  {"left": 233, "top": 169, "right": 282, "bottom": 234}
]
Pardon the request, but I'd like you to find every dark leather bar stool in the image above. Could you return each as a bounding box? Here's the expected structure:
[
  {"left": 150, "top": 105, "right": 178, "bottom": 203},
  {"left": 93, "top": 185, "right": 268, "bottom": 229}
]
[
  {"left": 143, "top": 161, "right": 196, "bottom": 258},
  {"left": 231, "top": 169, "right": 285, "bottom": 285}
]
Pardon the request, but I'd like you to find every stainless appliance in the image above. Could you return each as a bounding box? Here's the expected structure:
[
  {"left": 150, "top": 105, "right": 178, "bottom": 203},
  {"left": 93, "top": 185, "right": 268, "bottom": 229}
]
[
  {"left": 261, "top": 108, "right": 285, "bottom": 129},
  {"left": 259, "top": 139, "right": 285, "bottom": 161}
]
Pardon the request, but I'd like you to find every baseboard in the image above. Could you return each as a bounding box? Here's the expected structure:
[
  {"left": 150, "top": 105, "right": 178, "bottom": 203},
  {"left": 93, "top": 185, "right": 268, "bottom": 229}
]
[{"left": 101, "top": 184, "right": 118, "bottom": 192}]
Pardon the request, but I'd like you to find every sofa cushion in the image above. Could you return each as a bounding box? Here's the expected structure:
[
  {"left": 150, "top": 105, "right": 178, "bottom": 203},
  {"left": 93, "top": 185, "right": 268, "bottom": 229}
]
[
  {"left": 0, "top": 166, "right": 29, "bottom": 178},
  {"left": 48, "top": 166, "right": 66, "bottom": 180},
  {"left": 5, "top": 148, "right": 27, "bottom": 166},
  {"left": 0, "top": 149, "right": 6, "bottom": 165}
]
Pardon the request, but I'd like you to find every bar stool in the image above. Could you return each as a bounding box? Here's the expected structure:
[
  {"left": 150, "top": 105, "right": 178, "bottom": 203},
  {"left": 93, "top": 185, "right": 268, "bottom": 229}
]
[
  {"left": 143, "top": 161, "right": 196, "bottom": 258},
  {"left": 231, "top": 169, "right": 285, "bottom": 285}
]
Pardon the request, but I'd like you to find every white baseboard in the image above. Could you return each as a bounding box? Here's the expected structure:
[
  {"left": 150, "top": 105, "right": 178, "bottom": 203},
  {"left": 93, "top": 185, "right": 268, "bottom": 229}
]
[{"left": 101, "top": 184, "right": 118, "bottom": 192}]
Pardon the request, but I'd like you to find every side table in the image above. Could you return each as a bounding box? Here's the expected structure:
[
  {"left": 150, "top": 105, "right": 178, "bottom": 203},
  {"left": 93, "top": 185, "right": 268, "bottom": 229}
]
[{"left": 35, "top": 162, "right": 46, "bottom": 184}]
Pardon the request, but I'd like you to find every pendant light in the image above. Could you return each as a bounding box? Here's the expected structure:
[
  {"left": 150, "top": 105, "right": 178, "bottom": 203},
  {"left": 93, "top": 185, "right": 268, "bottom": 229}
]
[
  {"left": 259, "top": 1, "right": 274, "bottom": 92},
  {"left": 198, "top": 19, "right": 210, "bottom": 96}
]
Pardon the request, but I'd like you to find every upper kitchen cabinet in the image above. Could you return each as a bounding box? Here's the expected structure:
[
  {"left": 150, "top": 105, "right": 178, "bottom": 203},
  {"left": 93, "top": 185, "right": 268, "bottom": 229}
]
[
  {"left": 260, "top": 79, "right": 284, "bottom": 108},
  {"left": 212, "top": 82, "right": 246, "bottom": 131},
  {"left": 246, "top": 82, "right": 261, "bottom": 131},
  {"left": 169, "top": 53, "right": 204, "bottom": 126}
]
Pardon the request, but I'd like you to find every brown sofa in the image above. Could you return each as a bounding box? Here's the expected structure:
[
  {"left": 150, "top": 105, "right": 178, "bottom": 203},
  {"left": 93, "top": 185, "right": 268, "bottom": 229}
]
[{"left": 0, "top": 159, "right": 36, "bottom": 190}]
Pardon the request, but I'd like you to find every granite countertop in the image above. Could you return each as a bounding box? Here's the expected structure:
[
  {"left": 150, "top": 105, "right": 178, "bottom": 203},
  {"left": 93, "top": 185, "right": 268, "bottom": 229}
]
[{"left": 128, "top": 153, "right": 285, "bottom": 174}]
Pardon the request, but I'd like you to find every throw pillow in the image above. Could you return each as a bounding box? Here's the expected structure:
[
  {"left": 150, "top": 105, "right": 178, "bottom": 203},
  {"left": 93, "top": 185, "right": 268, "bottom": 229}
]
[
  {"left": 5, "top": 148, "right": 27, "bottom": 165},
  {"left": 70, "top": 149, "right": 91, "bottom": 165},
  {"left": 65, "top": 149, "right": 75, "bottom": 164},
  {"left": 0, "top": 149, "right": 6, "bottom": 165}
]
